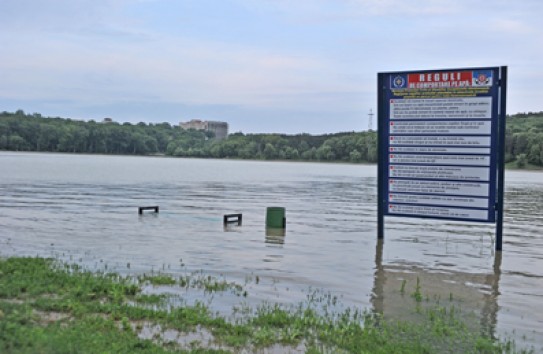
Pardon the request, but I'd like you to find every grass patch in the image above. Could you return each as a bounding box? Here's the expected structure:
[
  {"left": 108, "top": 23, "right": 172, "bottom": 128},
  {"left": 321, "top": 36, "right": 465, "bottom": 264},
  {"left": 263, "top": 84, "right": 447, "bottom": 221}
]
[
  {"left": 137, "top": 271, "right": 245, "bottom": 296},
  {"left": 0, "top": 257, "right": 531, "bottom": 353}
]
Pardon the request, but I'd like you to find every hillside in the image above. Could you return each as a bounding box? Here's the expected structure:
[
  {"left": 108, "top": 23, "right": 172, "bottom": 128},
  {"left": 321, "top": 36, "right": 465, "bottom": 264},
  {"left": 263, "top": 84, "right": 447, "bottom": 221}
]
[
  {"left": 0, "top": 110, "right": 377, "bottom": 163},
  {"left": 1, "top": 109, "right": 542, "bottom": 168},
  {"left": 505, "top": 112, "right": 543, "bottom": 168}
]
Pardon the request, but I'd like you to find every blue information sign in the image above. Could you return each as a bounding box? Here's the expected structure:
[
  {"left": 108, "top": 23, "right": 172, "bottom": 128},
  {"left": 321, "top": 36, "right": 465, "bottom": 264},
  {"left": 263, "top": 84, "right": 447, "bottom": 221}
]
[{"left": 378, "top": 67, "right": 506, "bottom": 233}]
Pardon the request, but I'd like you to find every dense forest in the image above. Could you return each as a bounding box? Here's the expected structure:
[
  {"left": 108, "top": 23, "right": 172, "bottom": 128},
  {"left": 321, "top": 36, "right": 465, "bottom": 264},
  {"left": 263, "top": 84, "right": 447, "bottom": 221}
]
[
  {"left": 503, "top": 112, "right": 543, "bottom": 168},
  {"left": 1, "top": 109, "right": 542, "bottom": 167},
  {"left": 0, "top": 110, "right": 377, "bottom": 163}
]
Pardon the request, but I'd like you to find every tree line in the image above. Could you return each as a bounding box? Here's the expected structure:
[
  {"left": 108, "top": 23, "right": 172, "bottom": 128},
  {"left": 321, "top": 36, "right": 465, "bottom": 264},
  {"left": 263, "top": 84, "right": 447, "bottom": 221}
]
[
  {"left": 0, "top": 110, "right": 377, "bottom": 163},
  {"left": 504, "top": 112, "right": 543, "bottom": 168},
  {"left": 1, "top": 109, "right": 542, "bottom": 167}
]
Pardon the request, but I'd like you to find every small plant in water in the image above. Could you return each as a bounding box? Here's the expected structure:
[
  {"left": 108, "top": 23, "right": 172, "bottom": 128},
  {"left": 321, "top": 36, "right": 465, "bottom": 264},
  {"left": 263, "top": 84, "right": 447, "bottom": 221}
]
[
  {"left": 412, "top": 276, "right": 423, "bottom": 302},
  {"left": 400, "top": 279, "right": 407, "bottom": 295}
]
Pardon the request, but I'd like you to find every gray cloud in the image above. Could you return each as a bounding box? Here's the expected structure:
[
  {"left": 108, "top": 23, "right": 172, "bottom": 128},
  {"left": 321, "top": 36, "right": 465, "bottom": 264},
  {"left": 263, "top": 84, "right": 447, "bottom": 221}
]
[{"left": 1, "top": 0, "right": 542, "bottom": 133}]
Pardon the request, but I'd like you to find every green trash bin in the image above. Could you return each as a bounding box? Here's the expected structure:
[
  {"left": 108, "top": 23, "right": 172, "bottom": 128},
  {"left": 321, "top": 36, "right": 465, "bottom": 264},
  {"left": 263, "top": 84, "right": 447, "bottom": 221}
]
[{"left": 266, "top": 207, "right": 286, "bottom": 228}]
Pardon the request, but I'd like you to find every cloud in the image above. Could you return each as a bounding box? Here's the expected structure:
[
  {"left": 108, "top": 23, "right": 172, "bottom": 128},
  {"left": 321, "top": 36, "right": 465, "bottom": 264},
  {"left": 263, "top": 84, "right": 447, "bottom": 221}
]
[
  {"left": 242, "top": 0, "right": 460, "bottom": 24},
  {"left": 490, "top": 19, "right": 533, "bottom": 35},
  {"left": 344, "top": 0, "right": 460, "bottom": 16},
  {"left": 0, "top": 20, "right": 347, "bottom": 112},
  {"left": 2, "top": 0, "right": 543, "bottom": 132},
  {"left": 0, "top": 0, "right": 121, "bottom": 30}
]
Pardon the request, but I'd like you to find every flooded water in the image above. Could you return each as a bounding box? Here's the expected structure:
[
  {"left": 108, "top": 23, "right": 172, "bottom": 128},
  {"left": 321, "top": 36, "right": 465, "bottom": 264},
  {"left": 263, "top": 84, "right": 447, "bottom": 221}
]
[{"left": 1, "top": 152, "right": 542, "bottom": 350}]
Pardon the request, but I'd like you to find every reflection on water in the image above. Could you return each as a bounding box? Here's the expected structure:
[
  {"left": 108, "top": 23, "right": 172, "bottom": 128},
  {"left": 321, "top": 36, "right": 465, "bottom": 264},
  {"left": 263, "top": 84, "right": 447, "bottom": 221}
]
[
  {"left": 372, "top": 239, "right": 502, "bottom": 339},
  {"left": 1, "top": 152, "right": 543, "bottom": 350},
  {"left": 265, "top": 228, "right": 286, "bottom": 245}
]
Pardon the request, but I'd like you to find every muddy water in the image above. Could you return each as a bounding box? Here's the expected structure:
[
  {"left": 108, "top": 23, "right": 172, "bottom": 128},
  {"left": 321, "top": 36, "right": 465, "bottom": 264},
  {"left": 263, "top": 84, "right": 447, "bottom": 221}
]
[{"left": 1, "top": 152, "right": 542, "bottom": 350}]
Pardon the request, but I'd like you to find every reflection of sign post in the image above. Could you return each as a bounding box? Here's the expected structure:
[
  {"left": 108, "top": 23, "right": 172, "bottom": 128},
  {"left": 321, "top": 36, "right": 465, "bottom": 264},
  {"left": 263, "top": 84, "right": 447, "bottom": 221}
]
[
  {"left": 371, "top": 239, "right": 502, "bottom": 336},
  {"left": 377, "top": 67, "right": 507, "bottom": 250}
]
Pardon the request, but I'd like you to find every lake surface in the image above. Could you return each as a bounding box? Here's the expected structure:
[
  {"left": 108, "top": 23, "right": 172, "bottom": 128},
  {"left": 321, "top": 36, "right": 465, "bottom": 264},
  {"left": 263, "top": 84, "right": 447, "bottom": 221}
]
[{"left": 1, "top": 152, "right": 543, "bottom": 350}]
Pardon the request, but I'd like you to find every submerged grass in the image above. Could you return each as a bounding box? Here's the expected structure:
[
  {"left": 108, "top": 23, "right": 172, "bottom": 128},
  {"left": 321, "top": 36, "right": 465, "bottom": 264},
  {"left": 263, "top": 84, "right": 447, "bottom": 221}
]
[
  {"left": 0, "top": 257, "right": 531, "bottom": 353},
  {"left": 137, "top": 271, "right": 245, "bottom": 296}
]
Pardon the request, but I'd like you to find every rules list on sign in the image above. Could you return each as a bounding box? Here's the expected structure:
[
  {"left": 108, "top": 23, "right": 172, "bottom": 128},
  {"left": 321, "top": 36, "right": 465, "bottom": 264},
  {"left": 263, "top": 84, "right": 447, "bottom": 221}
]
[{"left": 379, "top": 68, "right": 501, "bottom": 222}]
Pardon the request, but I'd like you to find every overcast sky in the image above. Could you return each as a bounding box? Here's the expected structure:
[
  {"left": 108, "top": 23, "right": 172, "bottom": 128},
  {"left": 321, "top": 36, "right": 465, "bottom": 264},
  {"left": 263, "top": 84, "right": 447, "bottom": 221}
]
[{"left": 1, "top": 0, "right": 541, "bottom": 134}]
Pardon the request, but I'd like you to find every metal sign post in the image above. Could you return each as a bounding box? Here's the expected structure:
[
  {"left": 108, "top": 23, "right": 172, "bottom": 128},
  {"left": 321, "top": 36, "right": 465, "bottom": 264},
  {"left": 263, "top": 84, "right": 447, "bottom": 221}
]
[{"left": 377, "top": 67, "right": 507, "bottom": 250}]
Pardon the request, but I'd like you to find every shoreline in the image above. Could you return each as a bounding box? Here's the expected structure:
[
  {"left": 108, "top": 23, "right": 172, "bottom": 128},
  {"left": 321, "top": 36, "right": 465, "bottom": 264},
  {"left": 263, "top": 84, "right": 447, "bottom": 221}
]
[
  {"left": 0, "top": 256, "right": 523, "bottom": 353},
  {"left": 2, "top": 150, "right": 541, "bottom": 171}
]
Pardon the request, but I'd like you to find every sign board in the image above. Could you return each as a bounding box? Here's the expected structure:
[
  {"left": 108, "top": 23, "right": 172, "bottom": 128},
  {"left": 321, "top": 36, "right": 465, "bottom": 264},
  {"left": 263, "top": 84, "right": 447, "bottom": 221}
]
[{"left": 377, "top": 67, "right": 507, "bottom": 249}]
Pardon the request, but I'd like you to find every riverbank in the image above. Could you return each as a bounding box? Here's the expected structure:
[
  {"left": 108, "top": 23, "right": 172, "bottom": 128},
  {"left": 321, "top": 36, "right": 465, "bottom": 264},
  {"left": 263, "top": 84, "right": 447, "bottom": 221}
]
[
  {"left": 2, "top": 110, "right": 543, "bottom": 169},
  {"left": 3, "top": 149, "right": 543, "bottom": 172},
  {"left": 0, "top": 257, "right": 526, "bottom": 353}
]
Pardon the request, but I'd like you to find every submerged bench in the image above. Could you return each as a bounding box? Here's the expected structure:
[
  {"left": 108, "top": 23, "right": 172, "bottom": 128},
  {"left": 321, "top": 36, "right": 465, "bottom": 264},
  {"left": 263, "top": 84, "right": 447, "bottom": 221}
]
[
  {"left": 139, "top": 206, "right": 159, "bottom": 214},
  {"left": 223, "top": 213, "right": 242, "bottom": 226}
]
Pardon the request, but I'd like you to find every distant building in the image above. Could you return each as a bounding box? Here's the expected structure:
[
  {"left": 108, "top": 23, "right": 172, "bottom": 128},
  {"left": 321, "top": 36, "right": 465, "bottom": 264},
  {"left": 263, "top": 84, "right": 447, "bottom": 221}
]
[
  {"left": 205, "top": 121, "right": 229, "bottom": 140},
  {"left": 180, "top": 119, "right": 207, "bottom": 131},
  {"left": 180, "top": 119, "right": 229, "bottom": 140},
  {"left": 102, "top": 117, "right": 114, "bottom": 124}
]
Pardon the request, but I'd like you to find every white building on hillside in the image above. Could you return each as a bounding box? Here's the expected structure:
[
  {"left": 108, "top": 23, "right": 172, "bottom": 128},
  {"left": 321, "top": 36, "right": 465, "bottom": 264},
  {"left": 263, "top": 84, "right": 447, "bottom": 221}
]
[{"left": 180, "top": 119, "right": 228, "bottom": 140}]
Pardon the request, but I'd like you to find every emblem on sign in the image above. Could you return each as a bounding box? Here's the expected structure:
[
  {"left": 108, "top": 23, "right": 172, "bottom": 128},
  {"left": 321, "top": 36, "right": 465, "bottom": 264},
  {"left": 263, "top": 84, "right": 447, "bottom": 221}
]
[
  {"left": 473, "top": 71, "right": 493, "bottom": 86},
  {"left": 392, "top": 75, "right": 406, "bottom": 88}
]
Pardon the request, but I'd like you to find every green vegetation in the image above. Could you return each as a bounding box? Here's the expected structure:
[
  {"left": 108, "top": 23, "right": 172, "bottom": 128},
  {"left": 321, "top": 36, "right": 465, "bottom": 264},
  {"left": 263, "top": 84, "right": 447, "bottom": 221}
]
[
  {"left": 1, "top": 109, "right": 542, "bottom": 168},
  {"left": 0, "top": 110, "right": 377, "bottom": 163},
  {"left": 0, "top": 257, "right": 529, "bottom": 353},
  {"left": 504, "top": 112, "right": 543, "bottom": 169},
  {"left": 0, "top": 110, "right": 210, "bottom": 156}
]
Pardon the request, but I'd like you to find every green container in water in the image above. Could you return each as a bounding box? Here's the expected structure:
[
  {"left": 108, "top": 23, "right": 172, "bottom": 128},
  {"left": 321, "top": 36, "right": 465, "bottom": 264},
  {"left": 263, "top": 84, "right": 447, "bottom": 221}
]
[{"left": 266, "top": 207, "right": 286, "bottom": 228}]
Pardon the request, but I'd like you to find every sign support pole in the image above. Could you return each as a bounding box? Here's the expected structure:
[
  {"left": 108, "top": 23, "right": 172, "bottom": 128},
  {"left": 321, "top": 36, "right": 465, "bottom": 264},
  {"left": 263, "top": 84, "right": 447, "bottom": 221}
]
[
  {"left": 377, "top": 74, "right": 386, "bottom": 240},
  {"left": 495, "top": 66, "right": 507, "bottom": 251}
]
